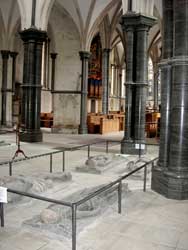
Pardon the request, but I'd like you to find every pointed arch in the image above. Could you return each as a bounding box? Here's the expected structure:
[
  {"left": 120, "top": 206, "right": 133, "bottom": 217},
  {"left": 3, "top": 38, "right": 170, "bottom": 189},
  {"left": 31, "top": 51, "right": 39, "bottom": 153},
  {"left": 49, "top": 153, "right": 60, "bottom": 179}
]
[{"left": 86, "top": 0, "right": 121, "bottom": 51}]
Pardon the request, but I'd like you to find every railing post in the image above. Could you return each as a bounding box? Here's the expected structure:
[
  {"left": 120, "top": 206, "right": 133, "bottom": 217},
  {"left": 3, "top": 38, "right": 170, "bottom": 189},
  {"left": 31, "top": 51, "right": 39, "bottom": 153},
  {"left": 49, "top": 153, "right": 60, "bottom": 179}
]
[
  {"left": 50, "top": 154, "right": 53, "bottom": 173},
  {"left": 118, "top": 181, "right": 122, "bottom": 214},
  {"left": 106, "top": 141, "right": 109, "bottom": 154},
  {"left": 9, "top": 162, "right": 12, "bottom": 176},
  {"left": 88, "top": 145, "right": 90, "bottom": 159},
  {"left": 62, "top": 151, "right": 65, "bottom": 172},
  {"left": 139, "top": 143, "right": 141, "bottom": 159},
  {"left": 152, "top": 161, "right": 154, "bottom": 168},
  {"left": 0, "top": 203, "right": 4, "bottom": 227},
  {"left": 143, "top": 165, "right": 147, "bottom": 192},
  {"left": 72, "top": 204, "right": 77, "bottom": 250}
]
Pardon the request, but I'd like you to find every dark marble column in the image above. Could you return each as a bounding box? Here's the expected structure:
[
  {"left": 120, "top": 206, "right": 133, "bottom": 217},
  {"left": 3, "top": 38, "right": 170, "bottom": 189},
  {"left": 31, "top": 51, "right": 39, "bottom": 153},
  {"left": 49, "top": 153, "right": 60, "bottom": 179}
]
[
  {"left": 157, "top": 0, "right": 173, "bottom": 170},
  {"left": 119, "top": 70, "right": 122, "bottom": 111},
  {"left": 121, "top": 26, "right": 134, "bottom": 153},
  {"left": 120, "top": 13, "right": 156, "bottom": 154},
  {"left": 50, "top": 53, "right": 57, "bottom": 91},
  {"left": 152, "top": 0, "right": 188, "bottom": 199},
  {"left": 47, "top": 38, "right": 51, "bottom": 89},
  {"left": 79, "top": 51, "right": 91, "bottom": 134},
  {"left": 102, "top": 48, "right": 110, "bottom": 114},
  {"left": 19, "top": 28, "right": 47, "bottom": 142},
  {"left": 165, "top": 0, "right": 188, "bottom": 199},
  {"left": 1, "top": 50, "right": 9, "bottom": 126},
  {"left": 153, "top": 62, "right": 159, "bottom": 111},
  {"left": 152, "top": 0, "right": 173, "bottom": 195},
  {"left": 134, "top": 25, "right": 150, "bottom": 150},
  {"left": 10, "top": 52, "right": 18, "bottom": 93}
]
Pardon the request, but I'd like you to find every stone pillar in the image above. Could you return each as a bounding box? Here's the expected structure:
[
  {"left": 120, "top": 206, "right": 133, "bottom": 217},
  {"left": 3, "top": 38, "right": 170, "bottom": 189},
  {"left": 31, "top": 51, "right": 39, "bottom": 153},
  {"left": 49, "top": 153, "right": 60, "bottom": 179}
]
[
  {"left": 1, "top": 50, "right": 9, "bottom": 126},
  {"left": 10, "top": 52, "right": 18, "bottom": 93},
  {"left": 167, "top": 0, "right": 188, "bottom": 199},
  {"left": 120, "top": 13, "right": 156, "bottom": 154},
  {"left": 153, "top": 62, "right": 159, "bottom": 111},
  {"left": 152, "top": 0, "right": 173, "bottom": 192},
  {"left": 134, "top": 24, "right": 149, "bottom": 147},
  {"left": 47, "top": 38, "right": 51, "bottom": 89},
  {"left": 111, "top": 64, "right": 115, "bottom": 95},
  {"left": 119, "top": 70, "right": 122, "bottom": 111},
  {"left": 50, "top": 53, "right": 57, "bottom": 91},
  {"left": 102, "top": 48, "right": 110, "bottom": 114},
  {"left": 114, "top": 65, "right": 118, "bottom": 96},
  {"left": 152, "top": 0, "right": 188, "bottom": 199},
  {"left": 20, "top": 28, "right": 47, "bottom": 142},
  {"left": 79, "top": 51, "right": 91, "bottom": 134},
  {"left": 121, "top": 26, "right": 134, "bottom": 148}
]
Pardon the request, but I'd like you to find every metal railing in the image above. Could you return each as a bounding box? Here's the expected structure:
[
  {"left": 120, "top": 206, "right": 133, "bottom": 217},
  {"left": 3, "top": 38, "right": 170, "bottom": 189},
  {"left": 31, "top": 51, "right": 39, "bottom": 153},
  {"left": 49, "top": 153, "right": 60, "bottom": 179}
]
[
  {"left": 0, "top": 139, "right": 159, "bottom": 176},
  {"left": 0, "top": 140, "right": 118, "bottom": 176},
  {"left": 0, "top": 156, "right": 158, "bottom": 250}
]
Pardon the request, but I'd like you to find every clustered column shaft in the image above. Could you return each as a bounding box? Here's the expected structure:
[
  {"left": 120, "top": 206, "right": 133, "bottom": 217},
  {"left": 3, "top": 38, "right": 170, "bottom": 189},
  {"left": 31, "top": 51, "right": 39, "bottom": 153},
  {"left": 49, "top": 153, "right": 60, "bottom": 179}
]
[
  {"left": 20, "top": 28, "right": 47, "bottom": 142},
  {"left": 50, "top": 53, "right": 58, "bottom": 91},
  {"left": 120, "top": 13, "right": 156, "bottom": 154},
  {"left": 152, "top": 0, "right": 188, "bottom": 199},
  {"left": 79, "top": 51, "right": 91, "bottom": 134},
  {"left": 10, "top": 52, "right": 18, "bottom": 93},
  {"left": 1, "top": 50, "right": 9, "bottom": 126},
  {"left": 102, "top": 49, "right": 110, "bottom": 114}
]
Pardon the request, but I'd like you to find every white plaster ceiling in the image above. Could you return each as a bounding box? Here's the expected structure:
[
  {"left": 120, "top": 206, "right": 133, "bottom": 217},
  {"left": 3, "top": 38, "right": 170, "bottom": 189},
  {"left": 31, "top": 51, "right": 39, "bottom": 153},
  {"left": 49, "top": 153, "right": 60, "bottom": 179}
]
[
  {"left": 49, "top": 0, "right": 162, "bottom": 50},
  {"left": 0, "top": 0, "right": 21, "bottom": 49},
  {"left": 0, "top": 0, "right": 163, "bottom": 51}
]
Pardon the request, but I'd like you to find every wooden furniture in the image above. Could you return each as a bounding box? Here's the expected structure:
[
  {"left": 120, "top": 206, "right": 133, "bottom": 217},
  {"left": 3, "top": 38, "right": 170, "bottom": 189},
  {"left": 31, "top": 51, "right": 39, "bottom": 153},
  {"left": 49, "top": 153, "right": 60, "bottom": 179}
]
[
  {"left": 145, "top": 112, "right": 160, "bottom": 138},
  {"left": 109, "top": 111, "right": 125, "bottom": 131},
  {"left": 87, "top": 112, "right": 125, "bottom": 134},
  {"left": 40, "top": 113, "right": 53, "bottom": 128},
  {"left": 100, "top": 117, "right": 119, "bottom": 134},
  {"left": 87, "top": 113, "right": 103, "bottom": 133}
]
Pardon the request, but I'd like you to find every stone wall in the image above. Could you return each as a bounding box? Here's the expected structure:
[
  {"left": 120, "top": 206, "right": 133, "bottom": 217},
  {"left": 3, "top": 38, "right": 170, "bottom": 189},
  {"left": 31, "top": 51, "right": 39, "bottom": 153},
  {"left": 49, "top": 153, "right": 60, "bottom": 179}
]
[{"left": 49, "top": 3, "right": 81, "bottom": 133}]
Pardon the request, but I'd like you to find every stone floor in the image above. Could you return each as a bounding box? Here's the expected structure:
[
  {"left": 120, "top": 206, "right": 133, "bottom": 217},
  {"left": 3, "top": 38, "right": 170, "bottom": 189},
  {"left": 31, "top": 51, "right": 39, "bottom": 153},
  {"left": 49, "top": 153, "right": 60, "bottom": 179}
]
[{"left": 0, "top": 131, "right": 188, "bottom": 250}]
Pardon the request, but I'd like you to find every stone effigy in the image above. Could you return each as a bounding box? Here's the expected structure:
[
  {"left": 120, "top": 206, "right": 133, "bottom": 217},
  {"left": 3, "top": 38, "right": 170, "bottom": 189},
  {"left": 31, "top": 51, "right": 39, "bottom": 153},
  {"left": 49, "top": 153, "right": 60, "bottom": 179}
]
[
  {"left": 24, "top": 183, "right": 129, "bottom": 237},
  {"left": 76, "top": 154, "right": 129, "bottom": 174},
  {"left": 76, "top": 154, "right": 152, "bottom": 179},
  {"left": 121, "top": 157, "right": 152, "bottom": 179},
  {"left": 0, "top": 140, "right": 10, "bottom": 146},
  {"left": 0, "top": 172, "right": 72, "bottom": 203}
]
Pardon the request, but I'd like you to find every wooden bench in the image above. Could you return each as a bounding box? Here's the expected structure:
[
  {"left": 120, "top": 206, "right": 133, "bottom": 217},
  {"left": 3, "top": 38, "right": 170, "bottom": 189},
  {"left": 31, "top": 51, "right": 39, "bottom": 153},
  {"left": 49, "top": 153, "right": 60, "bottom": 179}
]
[{"left": 40, "top": 113, "right": 53, "bottom": 128}]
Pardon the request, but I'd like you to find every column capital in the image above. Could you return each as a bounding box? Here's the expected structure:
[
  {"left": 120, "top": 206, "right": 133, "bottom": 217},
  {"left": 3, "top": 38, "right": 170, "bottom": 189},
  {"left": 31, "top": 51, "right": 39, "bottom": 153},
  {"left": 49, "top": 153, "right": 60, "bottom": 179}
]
[
  {"left": 120, "top": 13, "right": 156, "bottom": 31},
  {"left": 1, "top": 50, "right": 10, "bottom": 59},
  {"left": 10, "top": 51, "right": 18, "bottom": 59},
  {"left": 20, "top": 28, "right": 47, "bottom": 42},
  {"left": 79, "top": 51, "right": 91, "bottom": 60},
  {"left": 50, "top": 53, "right": 58, "bottom": 59}
]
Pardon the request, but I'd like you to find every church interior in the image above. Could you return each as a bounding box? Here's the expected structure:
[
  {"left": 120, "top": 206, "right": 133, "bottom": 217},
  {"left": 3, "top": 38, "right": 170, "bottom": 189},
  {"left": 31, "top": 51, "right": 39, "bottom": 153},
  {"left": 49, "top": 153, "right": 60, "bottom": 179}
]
[{"left": 0, "top": 0, "right": 188, "bottom": 250}]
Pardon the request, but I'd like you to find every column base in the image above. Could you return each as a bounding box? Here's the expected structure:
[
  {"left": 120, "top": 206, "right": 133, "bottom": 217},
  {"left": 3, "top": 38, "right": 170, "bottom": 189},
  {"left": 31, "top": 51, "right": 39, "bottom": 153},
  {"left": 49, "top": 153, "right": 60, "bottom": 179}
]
[
  {"left": 152, "top": 166, "right": 188, "bottom": 200},
  {"left": 121, "top": 140, "right": 146, "bottom": 155},
  {"left": 20, "top": 130, "right": 43, "bottom": 142},
  {"left": 78, "top": 126, "right": 88, "bottom": 134}
]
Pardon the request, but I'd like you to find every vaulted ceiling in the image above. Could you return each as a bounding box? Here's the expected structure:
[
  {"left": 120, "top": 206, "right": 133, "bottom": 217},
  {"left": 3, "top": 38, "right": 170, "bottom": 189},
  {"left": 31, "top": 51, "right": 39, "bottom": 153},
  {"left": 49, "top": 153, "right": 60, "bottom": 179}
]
[{"left": 0, "top": 0, "right": 163, "bottom": 52}]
